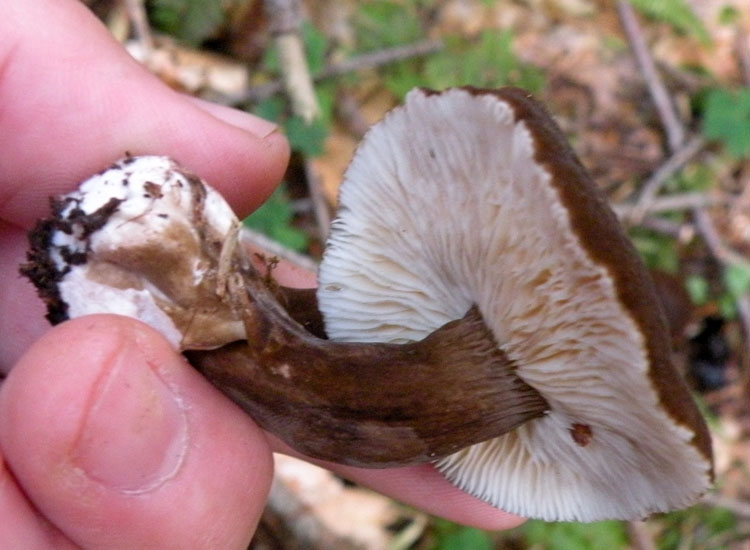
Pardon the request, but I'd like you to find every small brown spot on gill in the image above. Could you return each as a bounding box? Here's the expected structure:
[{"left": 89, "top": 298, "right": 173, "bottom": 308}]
[{"left": 570, "top": 423, "right": 592, "bottom": 447}]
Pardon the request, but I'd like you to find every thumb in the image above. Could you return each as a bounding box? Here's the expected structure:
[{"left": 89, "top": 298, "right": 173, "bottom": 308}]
[{"left": 0, "top": 315, "right": 272, "bottom": 549}]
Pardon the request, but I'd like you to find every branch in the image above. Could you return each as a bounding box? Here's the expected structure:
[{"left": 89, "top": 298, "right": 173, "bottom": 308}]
[
  {"left": 703, "top": 493, "right": 750, "bottom": 519},
  {"left": 634, "top": 216, "right": 695, "bottom": 240},
  {"left": 617, "top": 1, "right": 686, "bottom": 151},
  {"left": 615, "top": 191, "right": 728, "bottom": 219},
  {"left": 320, "top": 38, "right": 443, "bottom": 79},
  {"left": 303, "top": 161, "right": 331, "bottom": 241},
  {"left": 262, "top": 0, "right": 331, "bottom": 241},
  {"left": 692, "top": 208, "right": 750, "bottom": 366},
  {"left": 736, "top": 26, "right": 750, "bottom": 87},
  {"left": 626, "top": 134, "right": 707, "bottom": 224},
  {"left": 627, "top": 521, "right": 657, "bottom": 550},
  {"left": 693, "top": 208, "right": 750, "bottom": 269},
  {"left": 123, "top": 0, "right": 154, "bottom": 54},
  {"left": 336, "top": 91, "right": 371, "bottom": 139},
  {"left": 263, "top": 0, "right": 320, "bottom": 123},
  {"left": 240, "top": 39, "right": 443, "bottom": 104},
  {"left": 239, "top": 228, "right": 318, "bottom": 273}
]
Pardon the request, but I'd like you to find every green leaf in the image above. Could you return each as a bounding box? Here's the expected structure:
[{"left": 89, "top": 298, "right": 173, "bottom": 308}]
[
  {"left": 315, "top": 82, "right": 338, "bottom": 125},
  {"left": 353, "top": 1, "right": 424, "bottom": 52},
  {"left": 523, "top": 520, "right": 628, "bottom": 550},
  {"left": 431, "top": 519, "right": 493, "bottom": 550},
  {"left": 628, "top": 0, "right": 711, "bottom": 44},
  {"left": 349, "top": 1, "right": 545, "bottom": 99},
  {"left": 261, "top": 21, "right": 329, "bottom": 77},
  {"left": 422, "top": 30, "right": 544, "bottom": 92},
  {"left": 630, "top": 227, "right": 680, "bottom": 272},
  {"left": 658, "top": 505, "right": 737, "bottom": 550},
  {"left": 301, "top": 22, "right": 328, "bottom": 76},
  {"left": 437, "top": 527, "right": 493, "bottom": 550},
  {"left": 685, "top": 274, "right": 709, "bottom": 305},
  {"left": 718, "top": 292, "right": 738, "bottom": 318},
  {"left": 244, "top": 186, "right": 309, "bottom": 252},
  {"left": 284, "top": 116, "right": 328, "bottom": 157},
  {"left": 718, "top": 5, "right": 741, "bottom": 26},
  {"left": 664, "top": 163, "right": 714, "bottom": 193},
  {"left": 150, "top": 0, "right": 233, "bottom": 45},
  {"left": 383, "top": 68, "right": 426, "bottom": 99},
  {"left": 723, "top": 262, "right": 750, "bottom": 299},
  {"left": 703, "top": 88, "right": 750, "bottom": 157},
  {"left": 253, "top": 97, "right": 286, "bottom": 124}
]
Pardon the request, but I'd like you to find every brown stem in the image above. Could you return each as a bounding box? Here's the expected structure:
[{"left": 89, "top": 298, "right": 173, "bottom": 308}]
[
  {"left": 187, "top": 262, "right": 548, "bottom": 467},
  {"left": 276, "top": 286, "right": 327, "bottom": 339}
]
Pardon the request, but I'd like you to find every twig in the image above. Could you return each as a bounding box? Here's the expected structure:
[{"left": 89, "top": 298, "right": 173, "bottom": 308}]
[
  {"left": 321, "top": 38, "right": 443, "bottom": 79},
  {"left": 692, "top": 207, "right": 750, "bottom": 369},
  {"left": 617, "top": 1, "right": 686, "bottom": 152},
  {"left": 263, "top": 0, "right": 331, "bottom": 240},
  {"left": 336, "top": 91, "right": 371, "bottom": 139},
  {"left": 387, "top": 513, "right": 429, "bottom": 550},
  {"left": 657, "top": 60, "right": 711, "bottom": 94},
  {"left": 239, "top": 227, "right": 318, "bottom": 273},
  {"left": 239, "top": 39, "right": 443, "bottom": 104},
  {"left": 122, "top": 0, "right": 154, "bottom": 54},
  {"left": 693, "top": 208, "right": 750, "bottom": 270},
  {"left": 636, "top": 216, "right": 695, "bottom": 241},
  {"left": 677, "top": 513, "right": 697, "bottom": 550},
  {"left": 738, "top": 295, "right": 750, "bottom": 355},
  {"left": 703, "top": 492, "right": 750, "bottom": 519},
  {"left": 266, "top": 454, "right": 400, "bottom": 550},
  {"left": 304, "top": 160, "right": 332, "bottom": 241},
  {"left": 264, "top": 0, "right": 320, "bottom": 123},
  {"left": 627, "top": 521, "right": 657, "bottom": 550},
  {"left": 615, "top": 191, "right": 728, "bottom": 219},
  {"left": 736, "top": 26, "right": 750, "bottom": 87},
  {"left": 626, "top": 135, "right": 707, "bottom": 224}
]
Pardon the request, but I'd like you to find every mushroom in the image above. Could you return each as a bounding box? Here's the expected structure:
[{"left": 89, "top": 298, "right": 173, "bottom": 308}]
[
  {"left": 21, "top": 87, "right": 712, "bottom": 522},
  {"left": 317, "top": 87, "right": 713, "bottom": 521},
  {"left": 21, "top": 154, "right": 548, "bottom": 467}
]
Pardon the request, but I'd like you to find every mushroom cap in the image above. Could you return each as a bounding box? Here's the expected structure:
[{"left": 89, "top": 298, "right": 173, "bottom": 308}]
[{"left": 317, "top": 87, "right": 713, "bottom": 521}]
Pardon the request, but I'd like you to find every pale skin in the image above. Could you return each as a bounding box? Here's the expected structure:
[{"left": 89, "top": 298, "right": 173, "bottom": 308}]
[{"left": 0, "top": 1, "right": 524, "bottom": 547}]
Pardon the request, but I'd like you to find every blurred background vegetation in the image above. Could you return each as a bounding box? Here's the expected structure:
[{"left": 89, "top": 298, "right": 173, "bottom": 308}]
[{"left": 86, "top": 0, "right": 750, "bottom": 548}]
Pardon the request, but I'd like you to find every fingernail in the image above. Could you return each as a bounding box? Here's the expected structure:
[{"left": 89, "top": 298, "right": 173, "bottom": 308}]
[
  {"left": 73, "top": 340, "right": 188, "bottom": 493},
  {"left": 189, "top": 97, "right": 279, "bottom": 138}
]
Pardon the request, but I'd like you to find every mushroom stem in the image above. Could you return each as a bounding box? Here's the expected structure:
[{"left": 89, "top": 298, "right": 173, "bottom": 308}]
[
  {"left": 275, "top": 286, "right": 327, "bottom": 339},
  {"left": 187, "top": 256, "right": 549, "bottom": 467}
]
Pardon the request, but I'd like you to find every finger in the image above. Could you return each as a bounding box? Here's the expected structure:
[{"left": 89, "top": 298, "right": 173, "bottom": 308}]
[
  {"left": 267, "top": 435, "right": 525, "bottom": 531},
  {"left": 0, "top": 224, "right": 47, "bottom": 371},
  {"left": 0, "top": 455, "right": 77, "bottom": 549},
  {"left": 0, "top": 0, "right": 289, "bottom": 369},
  {"left": 0, "top": 0, "right": 289, "bottom": 228},
  {"left": 331, "top": 464, "right": 525, "bottom": 530},
  {"left": 0, "top": 315, "right": 274, "bottom": 549}
]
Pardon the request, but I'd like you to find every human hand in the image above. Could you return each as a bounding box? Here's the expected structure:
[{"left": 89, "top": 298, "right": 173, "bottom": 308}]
[{"left": 0, "top": 1, "right": 523, "bottom": 548}]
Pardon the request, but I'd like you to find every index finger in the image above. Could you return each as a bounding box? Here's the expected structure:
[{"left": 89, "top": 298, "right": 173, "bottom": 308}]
[
  {"left": 0, "top": 0, "right": 288, "bottom": 229},
  {"left": 0, "top": 0, "right": 289, "bottom": 368}
]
